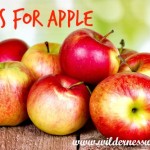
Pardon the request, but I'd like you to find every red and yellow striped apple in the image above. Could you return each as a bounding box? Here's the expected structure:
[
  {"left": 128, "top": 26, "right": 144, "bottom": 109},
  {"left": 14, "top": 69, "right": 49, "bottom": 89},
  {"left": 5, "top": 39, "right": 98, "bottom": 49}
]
[
  {"left": 21, "top": 42, "right": 62, "bottom": 80},
  {"left": 59, "top": 28, "right": 120, "bottom": 85},
  {"left": 27, "top": 74, "right": 90, "bottom": 135},
  {"left": 0, "top": 61, "right": 34, "bottom": 126},
  {"left": 90, "top": 72, "right": 150, "bottom": 140}
]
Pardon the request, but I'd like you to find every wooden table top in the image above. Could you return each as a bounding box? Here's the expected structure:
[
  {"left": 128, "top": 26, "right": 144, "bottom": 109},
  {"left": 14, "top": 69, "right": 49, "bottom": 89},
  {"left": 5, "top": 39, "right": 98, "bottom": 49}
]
[{"left": 0, "top": 119, "right": 148, "bottom": 150}]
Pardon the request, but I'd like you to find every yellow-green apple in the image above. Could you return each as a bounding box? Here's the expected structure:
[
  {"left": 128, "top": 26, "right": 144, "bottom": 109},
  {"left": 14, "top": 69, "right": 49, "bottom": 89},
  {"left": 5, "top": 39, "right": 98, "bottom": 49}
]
[
  {"left": 118, "top": 39, "right": 137, "bottom": 60},
  {"left": 0, "top": 61, "right": 34, "bottom": 126},
  {"left": 21, "top": 42, "right": 62, "bottom": 80},
  {"left": 119, "top": 52, "right": 150, "bottom": 77},
  {"left": 27, "top": 74, "right": 90, "bottom": 135},
  {"left": 0, "top": 38, "right": 28, "bottom": 62},
  {"left": 59, "top": 28, "right": 120, "bottom": 85},
  {"left": 90, "top": 72, "right": 150, "bottom": 140}
]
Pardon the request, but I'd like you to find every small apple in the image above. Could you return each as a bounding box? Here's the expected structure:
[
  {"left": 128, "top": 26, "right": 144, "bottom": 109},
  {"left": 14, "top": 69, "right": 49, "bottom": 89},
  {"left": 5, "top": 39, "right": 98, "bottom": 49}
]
[
  {"left": 0, "top": 38, "right": 28, "bottom": 62},
  {"left": 0, "top": 61, "right": 34, "bottom": 126},
  {"left": 118, "top": 39, "right": 137, "bottom": 60},
  {"left": 119, "top": 52, "right": 150, "bottom": 77},
  {"left": 27, "top": 74, "right": 90, "bottom": 135},
  {"left": 119, "top": 48, "right": 137, "bottom": 60},
  {"left": 59, "top": 28, "right": 120, "bottom": 85},
  {"left": 21, "top": 42, "right": 62, "bottom": 80},
  {"left": 90, "top": 72, "right": 150, "bottom": 140}
]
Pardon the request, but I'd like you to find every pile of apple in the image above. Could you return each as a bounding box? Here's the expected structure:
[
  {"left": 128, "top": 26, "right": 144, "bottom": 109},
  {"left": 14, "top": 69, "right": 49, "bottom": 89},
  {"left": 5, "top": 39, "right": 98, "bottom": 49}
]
[{"left": 1, "top": 28, "right": 150, "bottom": 141}]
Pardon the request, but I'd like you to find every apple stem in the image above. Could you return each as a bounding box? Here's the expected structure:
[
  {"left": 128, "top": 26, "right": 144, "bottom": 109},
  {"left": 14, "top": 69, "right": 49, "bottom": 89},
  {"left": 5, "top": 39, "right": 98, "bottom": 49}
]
[
  {"left": 100, "top": 30, "right": 114, "bottom": 42},
  {"left": 119, "top": 39, "right": 125, "bottom": 54},
  {"left": 45, "top": 41, "right": 50, "bottom": 53},
  {"left": 118, "top": 55, "right": 133, "bottom": 72},
  {"left": 86, "top": 85, "right": 92, "bottom": 94},
  {"left": 68, "top": 81, "right": 84, "bottom": 90}
]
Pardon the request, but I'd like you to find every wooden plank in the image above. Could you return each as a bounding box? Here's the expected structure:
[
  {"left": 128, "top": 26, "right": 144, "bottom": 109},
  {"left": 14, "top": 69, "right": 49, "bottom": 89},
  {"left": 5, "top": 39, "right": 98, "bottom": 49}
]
[
  {"left": 79, "top": 119, "right": 149, "bottom": 150},
  {"left": 1, "top": 119, "right": 149, "bottom": 150},
  {"left": 0, "top": 120, "right": 77, "bottom": 150}
]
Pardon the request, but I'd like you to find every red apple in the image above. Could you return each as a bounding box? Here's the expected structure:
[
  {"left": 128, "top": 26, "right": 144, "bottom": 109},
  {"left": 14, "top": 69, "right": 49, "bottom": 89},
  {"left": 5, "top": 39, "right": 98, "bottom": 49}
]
[
  {"left": 90, "top": 72, "right": 150, "bottom": 140},
  {"left": 21, "top": 42, "right": 62, "bottom": 80},
  {"left": 0, "top": 38, "right": 28, "bottom": 62},
  {"left": 0, "top": 61, "right": 34, "bottom": 126},
  {"left": 119, "top": 52, "right": 150, "bottom": 77},
  {"left": 59, "top": 28, "right": 120, "bottom": 85},
  {"left": 27, "top": 74, "right": 90, "bottom": 135}
]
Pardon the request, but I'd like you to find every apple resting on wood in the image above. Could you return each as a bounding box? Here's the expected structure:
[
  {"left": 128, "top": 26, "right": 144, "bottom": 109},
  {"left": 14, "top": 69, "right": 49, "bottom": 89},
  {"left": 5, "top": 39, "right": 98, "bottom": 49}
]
[
  {"left": 27, "top": 74, "right": 90, "bottom": 135},
  {"left": 0, "top": 61, "right": 34, "bottom": 126},
  {"left": 90, "top": 72, "right": 150, "bottom": 140},
  {"left": 59, "top": 28, "right": 120, "bottom": 85},
  {"left": 0, "top": 38, "right": 28, "bottom": 62},
  {"left": 21, "top": 42, "right": 62, "bottom": 80}
]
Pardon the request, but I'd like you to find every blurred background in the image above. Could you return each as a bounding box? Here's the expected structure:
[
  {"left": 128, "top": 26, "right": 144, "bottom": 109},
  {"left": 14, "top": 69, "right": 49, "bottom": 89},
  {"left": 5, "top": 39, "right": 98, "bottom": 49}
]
[{"left": 1, "top": 0, "right": 150, "bottom": 52}]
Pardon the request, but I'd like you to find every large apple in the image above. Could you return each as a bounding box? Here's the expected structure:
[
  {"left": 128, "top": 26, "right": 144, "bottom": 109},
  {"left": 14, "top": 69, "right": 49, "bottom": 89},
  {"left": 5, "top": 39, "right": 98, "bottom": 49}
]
[
  {"left": 0, "top": 38, "right": 28, "bottom": 62},
  {"left": 90, "top": 72, "right": 150, "bottom": 140},
  {"left": 21, "top": 42, "right": 62, "bottom": 80},
  {"left": 27, "top": 74, "right": 90, "bottom": 135},
  {"left": 119, "top": 52, "right": 150, "bottom": 77},
  {"left": 0, "top": 61, "right": 34, "bottom": 126},
  {"left": 59, "top": 28, "right": 120, "bottom": 85}
]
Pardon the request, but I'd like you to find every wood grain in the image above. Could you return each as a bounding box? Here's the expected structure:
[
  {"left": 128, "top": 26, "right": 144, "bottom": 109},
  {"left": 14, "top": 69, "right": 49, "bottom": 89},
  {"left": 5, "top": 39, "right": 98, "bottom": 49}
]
[
  {"left": 0, "top": 119, "right": 150, "bottom": 150},
  {"left": 0, "top": 120, "right": 76, "bottom": 150}
]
